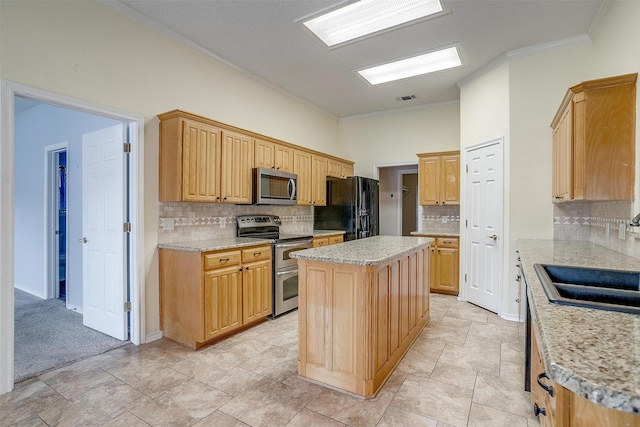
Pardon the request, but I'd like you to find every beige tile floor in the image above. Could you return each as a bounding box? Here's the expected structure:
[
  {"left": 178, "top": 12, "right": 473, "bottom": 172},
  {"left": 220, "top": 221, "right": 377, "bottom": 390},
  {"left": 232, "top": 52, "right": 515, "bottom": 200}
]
[{"left": 1, "top": 294, "right": 539, "bottom": 427}]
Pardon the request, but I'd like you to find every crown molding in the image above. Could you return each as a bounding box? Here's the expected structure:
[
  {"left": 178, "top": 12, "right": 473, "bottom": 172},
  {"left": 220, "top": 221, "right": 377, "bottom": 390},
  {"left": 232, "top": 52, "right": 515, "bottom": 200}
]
[{"left": 340, "top": 99, "right": 460, "bottom": 122}]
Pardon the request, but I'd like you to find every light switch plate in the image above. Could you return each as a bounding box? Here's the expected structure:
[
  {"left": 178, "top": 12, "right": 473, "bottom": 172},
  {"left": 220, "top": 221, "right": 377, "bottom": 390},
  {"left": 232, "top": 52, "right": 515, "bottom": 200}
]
[
  {"left": 606, "top": 223, "right": 610, "bottom": 236},
  {"left": 163, "top": 218, "right": 175, "bottom": 231},
  {"left": 188, "top": 211, "right": 196, "bottom": 224},
  {"left": 619, "top": 222, "right": 626, "bottom": 240}
]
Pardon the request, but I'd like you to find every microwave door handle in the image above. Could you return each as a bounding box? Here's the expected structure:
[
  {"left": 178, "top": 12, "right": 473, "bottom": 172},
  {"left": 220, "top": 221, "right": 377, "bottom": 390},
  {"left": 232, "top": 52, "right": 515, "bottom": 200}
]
[{"left": 288, "top": 178, "right": 296, "bottom": 200}]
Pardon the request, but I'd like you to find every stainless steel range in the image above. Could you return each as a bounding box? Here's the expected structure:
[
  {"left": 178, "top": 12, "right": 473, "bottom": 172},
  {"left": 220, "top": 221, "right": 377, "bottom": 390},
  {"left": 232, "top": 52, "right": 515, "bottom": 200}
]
[{"left": 237, "top": 215, "right": 312, "bottom": 317}]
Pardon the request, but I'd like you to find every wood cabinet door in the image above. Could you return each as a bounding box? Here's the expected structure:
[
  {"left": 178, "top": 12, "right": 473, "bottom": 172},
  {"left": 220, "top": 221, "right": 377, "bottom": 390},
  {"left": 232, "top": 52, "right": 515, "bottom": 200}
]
[
  {"left": 254, "top": 138, "right": 275, "bottom": 170},
  {"left": 274, "top": 144, "right": 294, "bottom": 173},
  {"left": 342, "top": 162, "right": 354, "bottom": 178},
  {"left": 242, "top": 259, "right": 272, "bottom": 324},
  {"left": 552, "top": 101, "right": 573, "bottom": 202},
  {"left": 312, "top": 155, "right": 328, "bottom": 206},
  {"left": 440, "top": 154, "right": 460, "bottom": 205},
  {"left": 327, "top": 159, "right": 343, "bottom": 178},
  {"left": 435, "top": 247, "right": 459, "bottom": 294},
  {"left": 182, "top": 119, "right": 222, "bottom": 202},
  {"left": 294, "top": 149, "right": 313, "bottom": 205},
  {"left": 221, "top": 130, "right": 254, "bottom": 204},
  {"left": 204, "top": 265, "right": 242, "bottom": 341},
  {"left": 418, "top": 155, "right": 439, "bottom": 206}
]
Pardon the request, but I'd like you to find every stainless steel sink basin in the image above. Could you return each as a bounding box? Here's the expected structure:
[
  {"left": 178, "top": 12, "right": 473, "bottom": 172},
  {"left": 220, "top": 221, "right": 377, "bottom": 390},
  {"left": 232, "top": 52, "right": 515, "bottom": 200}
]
[{"left": 534, "top": 264, "right": 640, "bottom": 315}]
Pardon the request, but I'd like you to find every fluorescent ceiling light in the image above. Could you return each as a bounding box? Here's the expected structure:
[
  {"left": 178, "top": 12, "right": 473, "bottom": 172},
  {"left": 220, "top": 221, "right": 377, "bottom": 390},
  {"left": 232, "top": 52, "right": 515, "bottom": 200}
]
[
  {"left": 357, "top": 46, "right": 462, "bottom": 85},
  {"left": 303, "top": 0, "right": 445, "bottom": 47}
]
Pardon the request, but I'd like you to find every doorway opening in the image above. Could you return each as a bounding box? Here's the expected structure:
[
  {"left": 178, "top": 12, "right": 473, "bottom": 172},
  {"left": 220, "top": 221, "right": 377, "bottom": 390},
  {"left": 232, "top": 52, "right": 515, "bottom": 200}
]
[{"left": 374, "top": 163, "right": 420, "bottom": 236}]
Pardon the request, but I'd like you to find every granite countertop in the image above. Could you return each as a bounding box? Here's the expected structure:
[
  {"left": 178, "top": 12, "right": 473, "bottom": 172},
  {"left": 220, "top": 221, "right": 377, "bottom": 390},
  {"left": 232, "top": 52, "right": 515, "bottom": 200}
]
[
  {"left": 291, "top": 235, "right": 433, "bottom": 266},
  {"left": 313, "top": 230, "right": 346, "bottom": 237},
  {"left": 517, "top": 239, "right": 640, "bottom": 414},
  {"left": 410, "top": 231, "right": 460, "bottom": 237},
  {"left": 158, "top": 237, "right": 273, "bottom": 252}
]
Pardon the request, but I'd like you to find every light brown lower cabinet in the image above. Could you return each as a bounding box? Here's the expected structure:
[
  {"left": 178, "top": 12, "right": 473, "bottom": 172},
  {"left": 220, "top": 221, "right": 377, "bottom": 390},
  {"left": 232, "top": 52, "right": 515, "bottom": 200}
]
[
  {"left": 531, "top": 318, "right": 640, "bottom": 426},
  {"left": 297, "top": 245, "right": 430, "bottom": 398},
  {"left": 313, "top": 233, "right": 344, "bottom": 248},
  {"left": 160, "top": 244, "right": 272, "bottom": 349},
  {"left": 423, "top": 236, "right": 459, "bottom": 295}
]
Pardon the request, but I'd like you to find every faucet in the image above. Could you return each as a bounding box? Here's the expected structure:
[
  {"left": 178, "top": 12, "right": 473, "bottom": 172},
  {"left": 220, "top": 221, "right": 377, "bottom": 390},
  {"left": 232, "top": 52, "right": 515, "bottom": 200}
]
[{"left": 631, "top": 213, "right": 640, "bottom": 227}]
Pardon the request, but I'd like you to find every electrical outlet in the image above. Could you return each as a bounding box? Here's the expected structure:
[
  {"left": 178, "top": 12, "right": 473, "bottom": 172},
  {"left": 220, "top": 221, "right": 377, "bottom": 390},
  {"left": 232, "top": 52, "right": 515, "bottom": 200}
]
[
  {"left": 606, "top": 222, "right": 610, "bottom": 236},
  {"left": 188, "top": 211, "right": 196, "bottom": 224},
  {"left": 619, "top": 222, "right": 626, "bottom": 240},
  {"left": 219, "top": 217, "right": 227, "bottom": 228}
]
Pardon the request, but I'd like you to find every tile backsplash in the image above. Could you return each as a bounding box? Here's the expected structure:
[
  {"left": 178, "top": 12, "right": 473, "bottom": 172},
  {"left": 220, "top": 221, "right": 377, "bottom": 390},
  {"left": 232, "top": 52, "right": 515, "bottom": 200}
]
[
  {"left": 159, "top": 203, "right": 313, "bottom": 244},
  {"left": 420, "top": 205, "right": 461, "bottom": 235},
  {"left": 554, "top": 200, "right": 640, "bottom": 259}
]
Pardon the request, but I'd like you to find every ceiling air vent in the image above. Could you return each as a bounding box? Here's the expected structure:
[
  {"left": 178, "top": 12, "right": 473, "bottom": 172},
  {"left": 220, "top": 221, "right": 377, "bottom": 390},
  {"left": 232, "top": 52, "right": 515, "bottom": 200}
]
[{"left": 396, "top": 95, "right": 417, "bottom": 102}]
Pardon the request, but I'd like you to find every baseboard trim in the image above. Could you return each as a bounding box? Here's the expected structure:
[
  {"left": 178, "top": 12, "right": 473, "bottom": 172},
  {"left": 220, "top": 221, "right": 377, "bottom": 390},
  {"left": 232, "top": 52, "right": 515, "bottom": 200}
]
[
  {"left": 14, "top": 285, "right": 46, "bottom": 299},
  {"left": 145, "top": 331, "right": 163, "bottom": 344},
  {"left": 501, "top": 312, "right": 523, "bottom": 323}
]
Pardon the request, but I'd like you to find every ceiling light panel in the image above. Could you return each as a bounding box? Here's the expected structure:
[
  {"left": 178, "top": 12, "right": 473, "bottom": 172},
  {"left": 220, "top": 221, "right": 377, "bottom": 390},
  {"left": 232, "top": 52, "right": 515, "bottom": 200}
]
[
  {"left": 357, "top": 46, "right": 462, "bottom": 85},
  {"left": 303, "top": 0, "right": 446, "bottom": 47}
]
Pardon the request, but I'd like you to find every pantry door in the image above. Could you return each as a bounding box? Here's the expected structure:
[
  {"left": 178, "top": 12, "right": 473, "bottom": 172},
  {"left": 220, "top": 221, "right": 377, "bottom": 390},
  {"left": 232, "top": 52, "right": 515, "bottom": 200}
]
[
  {"left": 465, "top": 139, "right": 503, "bottom": 313},
  {"left": 81, "top": 123, "right": 128, "bottom": 340}
]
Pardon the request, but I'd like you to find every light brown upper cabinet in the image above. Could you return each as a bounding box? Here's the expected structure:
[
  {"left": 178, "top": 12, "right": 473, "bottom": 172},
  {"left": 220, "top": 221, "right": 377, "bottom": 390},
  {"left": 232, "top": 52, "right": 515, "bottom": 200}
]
[
  {"left": 551, "top": 73, "right": 637, "bottom": 203},
  {"left": 294, "top": 150, "right": 328, "bottom": 206},
  {"left": 254, "top": 137, "right": 294, "bottom": 173},
  {"left": 417, "top": 151, "right": 460, "bottom": 206},
  {"left": 159, "top": 111, "right": 254, "bottom": 203},
  {"left": 327, "top": 158, "right": 355, "bottom": 179}
]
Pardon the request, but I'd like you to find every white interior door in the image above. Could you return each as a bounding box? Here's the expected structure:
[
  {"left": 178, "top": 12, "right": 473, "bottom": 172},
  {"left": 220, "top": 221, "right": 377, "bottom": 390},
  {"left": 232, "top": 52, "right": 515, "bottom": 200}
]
[
  {"left": 465, "top": 139, "right": 503, "bottom": 313},
  {"left": 81, "top": 124, "right": 127, "bottom": 340}
]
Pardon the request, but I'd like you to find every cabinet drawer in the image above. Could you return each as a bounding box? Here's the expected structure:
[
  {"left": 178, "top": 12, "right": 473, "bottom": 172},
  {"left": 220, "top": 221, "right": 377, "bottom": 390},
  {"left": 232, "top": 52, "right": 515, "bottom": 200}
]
[
  {"left": 242, "top": 246, "right": 271, "bottom": 263},
  {"left": 436, "top": 237, "right": 458, "bottom": 248},
  {"left": 329, "top": 235, "right": 344, "bottom": 245},
  {"left": 313, "top": 237, "right": 329, "bottom": 248},
  {"left": 203, "top": 250, "right": 241, "bottom": 270}
]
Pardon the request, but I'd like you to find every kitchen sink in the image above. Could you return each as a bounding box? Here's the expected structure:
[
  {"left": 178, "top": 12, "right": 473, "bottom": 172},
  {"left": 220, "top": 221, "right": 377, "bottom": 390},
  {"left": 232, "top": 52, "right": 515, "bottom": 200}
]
[{"left": 534, "top": 264, "right": 640, "bottom": 315}]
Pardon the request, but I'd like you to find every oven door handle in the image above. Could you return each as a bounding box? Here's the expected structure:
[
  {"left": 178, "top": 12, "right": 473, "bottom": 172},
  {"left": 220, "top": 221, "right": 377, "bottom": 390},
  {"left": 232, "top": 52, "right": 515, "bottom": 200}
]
[
  {"left": 276, "top": 241, "right": 312, "bottom": 248},
  {"left": 276, "top": 270, "right": 298, "bottom": 276}
]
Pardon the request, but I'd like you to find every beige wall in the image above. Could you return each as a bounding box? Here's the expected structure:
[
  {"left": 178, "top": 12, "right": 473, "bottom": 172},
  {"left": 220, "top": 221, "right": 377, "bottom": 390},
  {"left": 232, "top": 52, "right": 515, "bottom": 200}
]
[
  {"left": 0, "top": 0, "right": 341, "bottom": 339},
  {"left": 338, "top": 103, "right": 460, "bottom": 177}
]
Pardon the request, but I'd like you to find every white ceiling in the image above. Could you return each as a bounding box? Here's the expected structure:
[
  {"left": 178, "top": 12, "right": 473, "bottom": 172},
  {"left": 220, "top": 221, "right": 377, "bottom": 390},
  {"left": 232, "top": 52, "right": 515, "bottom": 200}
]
[{"left": 108, "top": 0, "right": 604, "bottom": 118}]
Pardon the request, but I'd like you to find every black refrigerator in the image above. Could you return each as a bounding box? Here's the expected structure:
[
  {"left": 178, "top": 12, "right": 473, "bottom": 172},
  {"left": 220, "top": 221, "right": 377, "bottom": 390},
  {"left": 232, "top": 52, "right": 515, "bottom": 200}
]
[{"left": 314, "top": 176, "right": 379, "bottom": 241}]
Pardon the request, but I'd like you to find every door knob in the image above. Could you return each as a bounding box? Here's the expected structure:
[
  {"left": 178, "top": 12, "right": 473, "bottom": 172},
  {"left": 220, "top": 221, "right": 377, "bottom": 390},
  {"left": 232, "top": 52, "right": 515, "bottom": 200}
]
[
  {"left": 78, "top": 237, "right": 87, "bottom": 243},
  {"left": 487, "top": 234, "right": 498, "bottom": 241}
]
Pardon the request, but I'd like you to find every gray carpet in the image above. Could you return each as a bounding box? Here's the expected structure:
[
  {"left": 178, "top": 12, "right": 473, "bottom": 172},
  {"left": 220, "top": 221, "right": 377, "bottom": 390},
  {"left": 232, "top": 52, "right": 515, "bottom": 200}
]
[{"left": 14, "top": 289, "right": 128, "bottom": 383}]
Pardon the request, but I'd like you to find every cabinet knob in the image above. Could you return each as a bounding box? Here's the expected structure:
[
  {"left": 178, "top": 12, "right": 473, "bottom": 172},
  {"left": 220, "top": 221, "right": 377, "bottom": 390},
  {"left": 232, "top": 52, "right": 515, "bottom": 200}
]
[
  {"left": 245, "top": 266, "right": 249, "bottom": 270},
  {"left": 442, "top": 201, "right": 446, "bottom": 205},
  {"left": 223, "top": 197, "right": 227, "bottom": 201},
  {"left": 533, "top": 403, "right": 546, "bottom": 417}
]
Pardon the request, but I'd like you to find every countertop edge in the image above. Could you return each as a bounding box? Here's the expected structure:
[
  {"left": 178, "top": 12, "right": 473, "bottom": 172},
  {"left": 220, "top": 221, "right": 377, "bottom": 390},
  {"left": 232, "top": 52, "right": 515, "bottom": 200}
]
[
  {"left": 313, "top": 230, "right": 346, "bottom": 237},
  {"left": 519, "top": 239, "right": 640, "bottom": 414},
  {"left": 158, "top": 238, "right": 274, "bottom": 252}
]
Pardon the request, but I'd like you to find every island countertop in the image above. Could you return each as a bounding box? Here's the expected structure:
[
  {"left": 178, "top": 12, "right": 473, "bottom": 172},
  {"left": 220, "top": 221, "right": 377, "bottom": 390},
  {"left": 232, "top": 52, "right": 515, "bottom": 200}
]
[
  {"left": 290, "top": 235, "right": 433, "bottom": 266},
  {"left": 517, "top": 239, "right": 640, "bottom": 414}
]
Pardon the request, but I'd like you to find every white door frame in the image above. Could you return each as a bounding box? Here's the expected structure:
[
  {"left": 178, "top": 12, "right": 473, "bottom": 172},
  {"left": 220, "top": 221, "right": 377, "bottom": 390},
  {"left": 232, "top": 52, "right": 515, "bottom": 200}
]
[
  {"left": 460, "top": 138, "right": 504, "bottom": 315},
  {"left": 0, "top": 80, "right": 146, "bottom": 394},
  {"left": 44, "top": 141, "right": 69, "bottom": 301},
  {"left": 373, "top": 162, "right": 423, "bottom": 235}
]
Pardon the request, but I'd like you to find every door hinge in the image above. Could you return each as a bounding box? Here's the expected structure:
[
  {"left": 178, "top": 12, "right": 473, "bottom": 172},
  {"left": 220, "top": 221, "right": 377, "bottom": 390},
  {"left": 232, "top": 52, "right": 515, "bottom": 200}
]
[
  {"left": 124, "top": 301, "right": 132, "bottom": 312},
  {"left": 465, "top": 219, "right": 468, "bottom": 227},
  {"left": 466, "top": 164, "right": 468, "bottom": 173},
  {"left": 465, "top": 273, "right": 467, "bottom": 282},
  {"left": 124, "top": 222, "right": 132, "bottom": 233},
  {"left": 123, "top": 142, "right": 131, "bottom": 153}
]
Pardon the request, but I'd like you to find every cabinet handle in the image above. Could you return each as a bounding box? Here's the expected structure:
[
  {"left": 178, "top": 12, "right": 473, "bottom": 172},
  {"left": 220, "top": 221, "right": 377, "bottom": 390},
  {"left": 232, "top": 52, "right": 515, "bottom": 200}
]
[
  {"left": 554, "top": 195, "right": 561, "bottom": 199},
  {"left": 216, "top": 197, "right": 220, "bottom": 200},
  {"left": 245, "top": 266, "right": 249, "bottom": 270},
  {"left": 537, "top": 372, "right": 554, "bottom": 397},
  {"left": 443, "top": 240, "right": 451, "bottom": 244},
  {"left": 533, "top": 403, "right": 547, "bottom": 417},
  {"left": 219, "top": 258, "right": 229, "bottom": 262},
  {"left": 516, "top": 274, "right": 521, "bottom": 281},
  {"left": 253, "top": 252, "right": 262, "bottom": 256},
  {"left": 436, "top": 201, "right": 439, "bottom": 205},
  {"left": 223, "top": 197, "right": 227, "bottom": 200},
  {"left": 442, "top": 201, "right": 446, "bottom": 205},
  {"left": 516, "top": 298, "right": 520, "bottom": 303}
]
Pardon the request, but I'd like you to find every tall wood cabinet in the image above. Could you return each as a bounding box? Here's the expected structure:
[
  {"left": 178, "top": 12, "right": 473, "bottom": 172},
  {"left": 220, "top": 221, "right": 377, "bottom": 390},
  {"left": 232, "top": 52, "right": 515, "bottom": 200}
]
[
  {"left": 159, "top": 111, "right": 253, "bottom": 204},
  {"left": 160, "top": 244, "right": 272, "bottom": 349},
  {"left": 294, "top": 150, "right": 328, "bottom": 206},
  {"left": 417, "top": 151, "right": 460, "bottom": 206},
  {"left": 551, "top": 73, "right": 637, "bottom": 203}
]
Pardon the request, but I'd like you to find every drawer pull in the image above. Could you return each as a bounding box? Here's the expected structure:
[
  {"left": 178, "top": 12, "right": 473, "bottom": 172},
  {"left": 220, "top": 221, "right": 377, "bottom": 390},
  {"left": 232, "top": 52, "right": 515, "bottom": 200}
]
[
  {"left": 533, "top": 403, "right": 547, "bottom": 417},
  {"left": 253, "top": 252, "right": 261, "bottom": 256},
  {"left": 537, "top": 372, "right": 554, "bottom": 397}
]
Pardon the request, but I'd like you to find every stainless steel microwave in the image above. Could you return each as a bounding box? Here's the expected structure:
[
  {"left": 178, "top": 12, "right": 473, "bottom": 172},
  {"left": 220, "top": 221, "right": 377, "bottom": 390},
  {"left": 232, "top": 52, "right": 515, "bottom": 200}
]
[{"left": 253, "top": 168, "right": 297, "bottom": 205}]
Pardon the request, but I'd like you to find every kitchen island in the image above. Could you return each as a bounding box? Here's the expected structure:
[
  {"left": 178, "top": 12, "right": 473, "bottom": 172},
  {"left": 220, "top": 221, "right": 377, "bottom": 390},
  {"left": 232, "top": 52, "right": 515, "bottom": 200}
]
[
  {"left": 291, "top": 236, "right": 433, "bottom": 398},
  {"left": 518, "top": 240, "right": 640, "bottom": 424}
]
